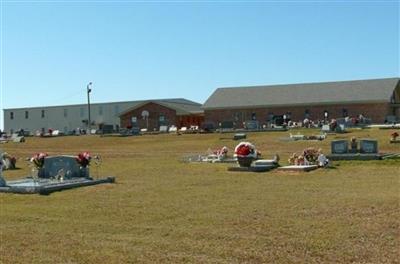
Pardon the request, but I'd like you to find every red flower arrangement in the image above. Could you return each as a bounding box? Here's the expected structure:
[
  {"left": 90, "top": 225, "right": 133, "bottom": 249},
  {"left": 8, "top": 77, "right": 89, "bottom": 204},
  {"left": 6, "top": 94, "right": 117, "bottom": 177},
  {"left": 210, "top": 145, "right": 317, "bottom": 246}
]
[
  {"left": 391, "top": 132, "right": 399, "bottom": 140},
  {"left": 76, "top": 152, "right": 91, "bottom": 167},
  {"left": 234, "top": 142, "right": 259, "bottom": 159},
  {"left": 30, "top": 152, "right": 48, "bottom": 169}
]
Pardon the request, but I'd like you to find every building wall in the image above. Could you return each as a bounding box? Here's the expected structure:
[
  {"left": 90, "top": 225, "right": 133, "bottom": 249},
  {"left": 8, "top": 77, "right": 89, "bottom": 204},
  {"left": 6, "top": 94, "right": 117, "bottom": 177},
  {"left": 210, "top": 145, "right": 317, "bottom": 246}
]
[
  {"left": 120, "top": 102, "right": 178, "bottom": 130},
  {"left": 3, "top": 101, "right": 135, "bottom": 134},
  {"left": 119, "top": 102, "right": 205, "bottom": 130},
  {"left": 177, "top": 114, "right": 204, "bottom": 128},
  {"left": 204, "top": 102, "right": 393, "bottom": 127}
]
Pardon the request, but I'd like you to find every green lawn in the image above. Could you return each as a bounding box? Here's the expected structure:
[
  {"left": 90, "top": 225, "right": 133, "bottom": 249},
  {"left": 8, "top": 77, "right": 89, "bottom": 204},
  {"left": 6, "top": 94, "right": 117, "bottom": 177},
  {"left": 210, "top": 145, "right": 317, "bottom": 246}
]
[{"left": 1, "top": 128, "right": 399, "bottom": 263}]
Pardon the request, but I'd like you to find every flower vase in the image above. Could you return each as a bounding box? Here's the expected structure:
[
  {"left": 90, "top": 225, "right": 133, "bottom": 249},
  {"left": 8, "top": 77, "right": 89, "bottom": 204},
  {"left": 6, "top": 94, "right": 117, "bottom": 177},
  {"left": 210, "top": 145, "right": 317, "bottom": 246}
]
[
  {"left": 81, "top": 167, "right": 90, "bottom": 178},
  {"left": 237, "top": 156, "right": 254, "bottom": 167}
]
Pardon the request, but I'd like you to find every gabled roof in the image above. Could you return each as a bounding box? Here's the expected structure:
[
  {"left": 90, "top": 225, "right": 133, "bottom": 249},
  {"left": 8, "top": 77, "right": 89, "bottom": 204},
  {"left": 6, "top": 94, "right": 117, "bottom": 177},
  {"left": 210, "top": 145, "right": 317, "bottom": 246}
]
[
  {"left": 118, "top": 98, "right": 203, "bottom": 116},
  {"left": 202, "top": 78, "right": 400, "bottom": 110}
]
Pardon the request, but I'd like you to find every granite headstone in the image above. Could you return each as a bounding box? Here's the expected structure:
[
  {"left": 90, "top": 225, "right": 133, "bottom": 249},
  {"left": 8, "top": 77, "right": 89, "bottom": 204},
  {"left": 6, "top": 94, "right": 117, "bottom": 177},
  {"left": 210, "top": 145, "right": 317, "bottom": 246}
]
[
  {"left": 360, "top": 139, "right": 378, "bottom": 154},
  {"left": 331, "top": 140, "right": 348, "bottom": 154}
]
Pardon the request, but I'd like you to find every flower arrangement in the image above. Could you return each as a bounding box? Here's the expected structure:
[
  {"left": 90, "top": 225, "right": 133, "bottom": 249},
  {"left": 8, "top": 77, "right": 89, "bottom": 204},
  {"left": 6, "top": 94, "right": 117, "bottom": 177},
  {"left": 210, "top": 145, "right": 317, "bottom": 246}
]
[
  {"left": 288, "top": 153, "right": 306, "bottom": 165},
  {"left": 214, "top": 146, "right": 229, "bottom": 160},
  {"left": 302, "top": 147, "right": 319, "bottom": 164},
  {"left": 76, "top": 152, "right": 91, "bottom": 167},
  {"left": 391, "top": 132, "right": 399, "bottom": 140},
  {"left": 30, "top": 152, "right": 48, "bottom": 169},
  {"left": 288, "top": 148, "right": 319, "bottom": 165},
  {"left": 234, "top": 142, "right": 259, "bottom": 159},
  {"left": 234, "top": 142, "right": 260, "bottom": 167},
  {"left": 1, "top": 152, "right": 16, "bottom": 170}
]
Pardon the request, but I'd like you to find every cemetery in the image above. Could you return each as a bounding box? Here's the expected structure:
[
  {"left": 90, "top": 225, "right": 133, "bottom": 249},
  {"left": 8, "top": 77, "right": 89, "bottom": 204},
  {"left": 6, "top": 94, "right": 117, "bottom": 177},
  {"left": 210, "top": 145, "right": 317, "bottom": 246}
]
[{"left": 0, "top": 127, "right": 399, "bottom": 263}]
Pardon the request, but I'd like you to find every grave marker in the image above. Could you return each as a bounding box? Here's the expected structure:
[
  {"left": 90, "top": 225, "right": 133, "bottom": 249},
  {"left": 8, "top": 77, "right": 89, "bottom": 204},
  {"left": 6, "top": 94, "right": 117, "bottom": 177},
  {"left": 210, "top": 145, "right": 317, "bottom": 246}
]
[
  {"left": 331, "top": 140, "right": 348, "bottom": 154},
  {"left": 360, "top": 139, "right": 378, "bottom": 154}
]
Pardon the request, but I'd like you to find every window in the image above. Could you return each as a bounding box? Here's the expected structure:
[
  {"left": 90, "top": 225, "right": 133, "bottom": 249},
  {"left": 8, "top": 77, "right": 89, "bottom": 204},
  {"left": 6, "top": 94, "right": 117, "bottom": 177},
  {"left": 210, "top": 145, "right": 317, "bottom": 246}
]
[
  {"left": 64, "top": 109, "right": 68, "bottom": 118},
  {"left": 99, "top": 106, "right": 103, "bottom": 115},
  {"left": 10, "top": 112, "right": 14, "bottom": 120},
  {"left": 131, "top": 117, "right": 137, "bottom": 123},
  {"left": 41, "top": 110, "right": 45, "bottom": 118},
  {"left": 251, "top": 112, "right": 256, "bottom": 120},
  {"left": 80, "top": 108, "right": 85, "bottom": 117},
  {"left": 25, "top": 111, "right": 29, "bottom": 119},
  {"left": 342, "top": 108, "right": 348, "bottom": 117}
]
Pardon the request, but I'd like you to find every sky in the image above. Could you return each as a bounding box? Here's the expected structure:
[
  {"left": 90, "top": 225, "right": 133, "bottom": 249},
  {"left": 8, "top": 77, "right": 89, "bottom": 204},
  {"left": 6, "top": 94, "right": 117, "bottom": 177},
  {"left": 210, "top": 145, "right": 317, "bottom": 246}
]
[{"left": 0, "top": 0, "right": 399, "bottom": 128}]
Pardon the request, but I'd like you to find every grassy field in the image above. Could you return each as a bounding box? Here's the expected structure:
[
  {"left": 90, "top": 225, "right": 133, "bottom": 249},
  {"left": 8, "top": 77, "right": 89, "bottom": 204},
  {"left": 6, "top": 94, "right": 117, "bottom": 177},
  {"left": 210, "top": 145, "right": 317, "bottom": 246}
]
[{"left": 0, "top": 128, "right": 399, "bottom": 263}]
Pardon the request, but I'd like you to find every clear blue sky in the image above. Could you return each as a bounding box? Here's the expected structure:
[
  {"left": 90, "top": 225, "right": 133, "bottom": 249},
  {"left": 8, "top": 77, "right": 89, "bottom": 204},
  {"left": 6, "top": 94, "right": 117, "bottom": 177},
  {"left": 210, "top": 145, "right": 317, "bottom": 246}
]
[{"left": 0, "top": 0, "right": 399, "bottom": 128}]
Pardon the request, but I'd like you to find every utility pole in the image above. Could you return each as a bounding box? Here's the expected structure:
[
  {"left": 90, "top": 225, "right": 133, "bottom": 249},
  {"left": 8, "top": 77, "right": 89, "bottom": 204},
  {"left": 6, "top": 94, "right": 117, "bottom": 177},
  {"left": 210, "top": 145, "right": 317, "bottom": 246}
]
[{"left": 87, "top": 82, "right": 92, "bottom": 134}]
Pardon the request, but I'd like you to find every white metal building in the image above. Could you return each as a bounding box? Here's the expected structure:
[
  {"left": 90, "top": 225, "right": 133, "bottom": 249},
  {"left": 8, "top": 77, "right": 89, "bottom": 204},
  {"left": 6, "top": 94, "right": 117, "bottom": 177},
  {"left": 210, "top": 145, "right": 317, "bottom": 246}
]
[{"left": 3, "top": 98, "right": 201, "bottom": 134}]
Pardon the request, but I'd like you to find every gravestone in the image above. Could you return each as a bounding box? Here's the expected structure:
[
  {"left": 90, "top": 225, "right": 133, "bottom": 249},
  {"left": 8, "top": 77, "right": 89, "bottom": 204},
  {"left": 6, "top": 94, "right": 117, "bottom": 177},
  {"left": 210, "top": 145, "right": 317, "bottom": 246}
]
[
  {"left": 321, "top": 125, "right": 330, "bottom": 132},
  {"left": 336, "top": 124, "right": 346, "bottom": 133},
  {"left": 233, "top": 133, "right": 246, "bottom": 140},
  {"left": 159, "top": 126, "right": 168, "bottom": 133},
  {"left": 245, "top": 120, "right": 259, "bottom": 130},
  {"left": 331, "top": 140, "right": 348, "bottom": 154},
  {"left": 101, "top": 125, "right": 114, "bottom": 134},
  {"left": 41, "top": 156, "right": 83, "bottom": 179},
  {"left": 13, "top": 136, "right": 25, "bottom": 143},
  {"left": 360, "top": 139, "right": 378, "bottom": 154},
  {"left": 221, "top": 121, "right": 234, "bottom": 129}
]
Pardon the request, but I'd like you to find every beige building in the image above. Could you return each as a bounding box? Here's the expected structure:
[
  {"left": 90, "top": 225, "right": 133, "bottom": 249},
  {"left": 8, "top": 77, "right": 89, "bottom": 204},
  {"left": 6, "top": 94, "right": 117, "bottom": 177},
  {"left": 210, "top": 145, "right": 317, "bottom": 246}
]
[{"left": 3, "top": 98, "right": 202, "bottom": 134}]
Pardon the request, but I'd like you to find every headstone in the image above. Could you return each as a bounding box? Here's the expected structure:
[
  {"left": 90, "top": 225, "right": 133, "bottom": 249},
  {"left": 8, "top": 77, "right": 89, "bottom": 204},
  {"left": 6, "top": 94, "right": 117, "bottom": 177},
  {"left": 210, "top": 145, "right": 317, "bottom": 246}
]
[
  {"left": 386, "top": 115, "right": 397, "bottom": 123},
  {"left": 335, "top": 124, "right": 346, "bottom": 133},
  {"left": 360, "top": 139, "right": 378, "bottom": 154},
  {"left": 321, "top": 125, "right": 330, "bottom": 132},
  {"left": 101, "top": 125, "right": 114, "bottom": 134},
  {"left": 131, "top": 127, "right": 140, "bottom": 135},
  {"left": 13, "top": 136, "right": 25, "bottom": 143},
  {"left": 245, "top": 120, "right": 259, "bottom": 130},
  {"left": 331, "top": 140, "right": 348, "bottom": 154},
  {"left": 233, "top": 133, "right": 246, "bottom": 140},
  {"left": 159, "top": 126, "right": 168, "bottom": 133},
  {"left": 221, "top": 121, "right": 234, "bottom": 129},
  {"left": 42, "top": 156, "right": 82, "bottom": 179}
]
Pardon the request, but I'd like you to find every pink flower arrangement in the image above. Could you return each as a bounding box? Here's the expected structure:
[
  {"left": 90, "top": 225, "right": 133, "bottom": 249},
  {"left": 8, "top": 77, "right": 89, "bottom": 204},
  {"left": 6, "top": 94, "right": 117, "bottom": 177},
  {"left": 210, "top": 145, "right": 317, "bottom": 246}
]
[
  {"left": 30, "top": 152, "right": 48, "bottom": 168},
  {"left": 214, "top": 146, "right": 229, "bottom": 159},
  {"left": 76, "top": 152, "right": 91, "bottom": 167}
]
